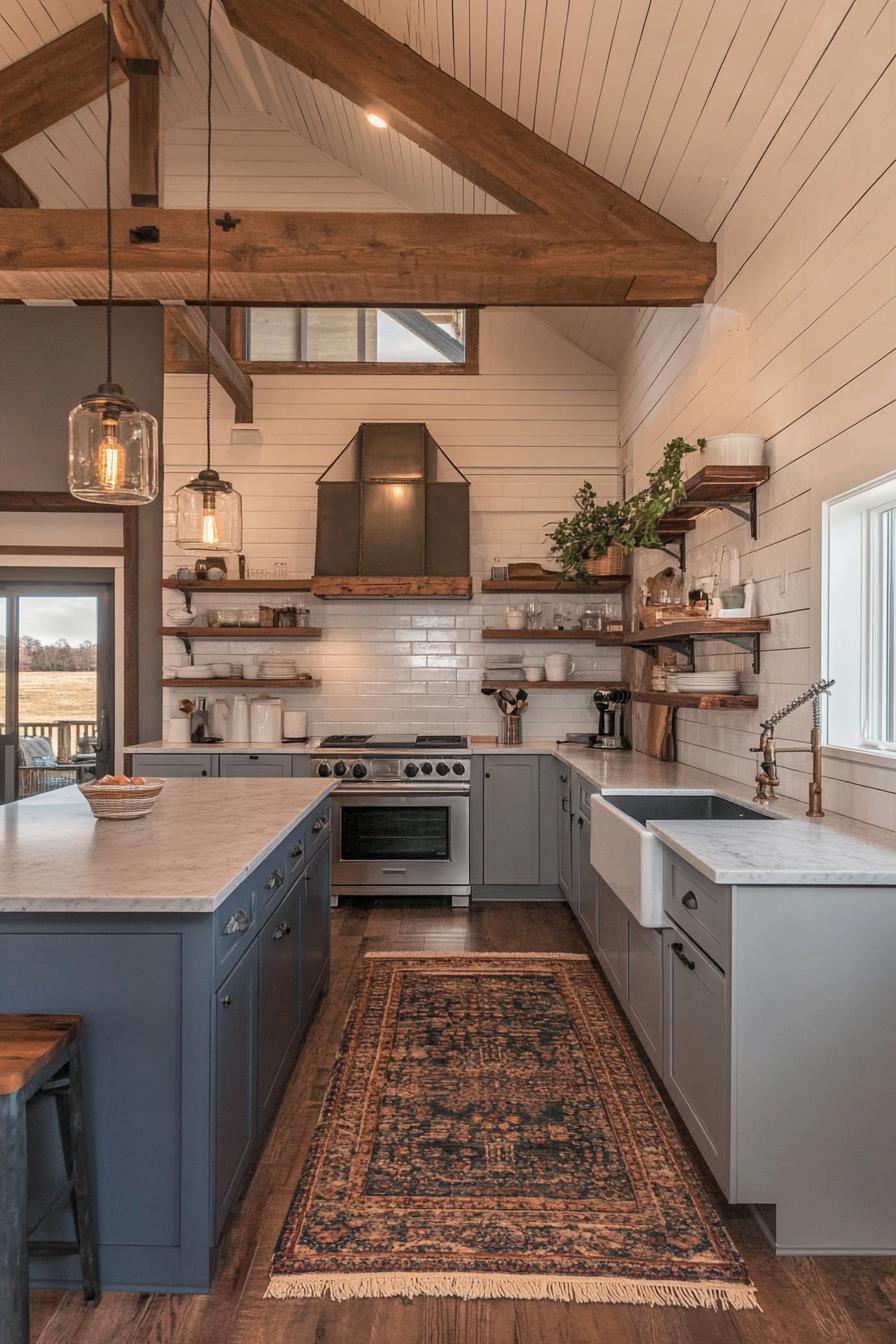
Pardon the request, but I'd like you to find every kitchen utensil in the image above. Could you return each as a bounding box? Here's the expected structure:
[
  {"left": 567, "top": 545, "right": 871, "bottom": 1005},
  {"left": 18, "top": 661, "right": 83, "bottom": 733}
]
[
  {"left": 544, "top": 653, "right": 575, "bottom": 681},
  {"left": 164, "top": 718, "right": 190, "bottom": 743},
  {"left": 505, "top": 606, "right": 526, "bottom": 630},
  {"left": 79, "top": 777, "right": 165, "bottom": 821},
  {"left": 283, "top": 710, "right": 308, "bottom": 740},
  {"left": 166, "top": 608, "right": 196, "bottom": 627},
  {"left": 231, "top": 695, "right": 249, "bottom": 741},
  {"left": 250, "top": 695, "right": 283, "bottom": 743},
  {"left": 190, "top": 696, "right": 221, "bottom": 743}
]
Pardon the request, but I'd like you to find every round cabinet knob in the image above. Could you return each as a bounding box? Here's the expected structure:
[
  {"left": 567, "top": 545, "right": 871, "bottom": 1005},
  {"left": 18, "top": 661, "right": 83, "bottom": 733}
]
[
  {"left": 316, "top": 762, "right": 332, "bottom": 777},
  {"left": 334, "top": 761, "right": 347, "bottom": 776},
  {"left": 436, "top": 761, "right": 450, "bottom": 776},
  {"left": 404, "top": 762, "right": 419, "bottom": 777},
  {"left": 452, "top": 762, "right": 465, "bottom": 775},
  {"left": 352, "top": 763, "right": 367, "bottom": 778},
  {"left": 421, "top": 762, "right": 433, "bottom": 775}
]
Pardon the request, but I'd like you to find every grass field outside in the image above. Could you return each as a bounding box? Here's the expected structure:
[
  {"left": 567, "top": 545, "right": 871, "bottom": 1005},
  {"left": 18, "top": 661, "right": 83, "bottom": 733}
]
[{"left": 18, "top": 670, "right": 97, "bottom": 725}]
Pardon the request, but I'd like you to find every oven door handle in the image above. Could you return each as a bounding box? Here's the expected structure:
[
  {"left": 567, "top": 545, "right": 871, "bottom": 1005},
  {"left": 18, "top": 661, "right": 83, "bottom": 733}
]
[{"left": 334, "top": 784, "right": 470, "bottom": 796}]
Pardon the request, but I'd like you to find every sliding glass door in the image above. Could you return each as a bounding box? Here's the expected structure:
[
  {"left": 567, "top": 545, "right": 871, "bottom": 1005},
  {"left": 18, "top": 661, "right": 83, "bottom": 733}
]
[{"left": 0, "top": 579, "right": 114, "bottom": 802}]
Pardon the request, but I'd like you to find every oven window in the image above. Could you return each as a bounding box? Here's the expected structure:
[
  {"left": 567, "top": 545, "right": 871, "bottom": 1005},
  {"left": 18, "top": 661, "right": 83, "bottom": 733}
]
[{"left": 340, "top": 806, "right": 450, "bottom": 861}]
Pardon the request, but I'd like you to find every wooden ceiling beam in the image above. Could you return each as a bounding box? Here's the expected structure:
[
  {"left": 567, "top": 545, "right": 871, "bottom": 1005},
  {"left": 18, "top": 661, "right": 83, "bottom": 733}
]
[
  {"left": 0, "top": 209, "right": 718, "bottom": 306},
  {"left": 165, "top": 306, "right": 253, "bottom": 422},
  {"left": 221, "top": 0, "right": 699, "bottom": 251},
  {"left": 111, "top": 0, "right": 172, "bottom": 75},
  {"left": 128, "top": 59, "right": 161, "bottom": 206},
  {"left": 0, "top": 16, "right": 127, "bottom": 155},
  {"left": 0, "top": 158, "right": 38, "bottom": 208}
]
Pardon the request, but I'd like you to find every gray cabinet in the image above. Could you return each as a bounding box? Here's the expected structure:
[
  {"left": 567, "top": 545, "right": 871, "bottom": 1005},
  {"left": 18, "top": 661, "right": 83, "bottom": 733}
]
[
  {"left": 557, "top": 769, "right": 572, "bottom": 900},
  {"left": 301, "top": 842, "right": 331, "bottom": 1027},
  {"left": 132, "top": 752, "right": 216, "bottom": 778},
  {"left": 214, "top": 940, "right": 258, "bottom": 1236},
  {"left": 663, "top": 926, "right": 729, "bottom": 1189},
  {"left": 482, "top": 756, "right": 540, "bottom": 886},
  {"left": 219, "top": 753, "right": 293, "bottom": 778},
  {"left": 626, "top": 919, "right": 663, "bottom": 1072},
  {"left": 257, "top": 884, "right": 302, "bottom": 1131},
  {"left": 577, "top": 809, "right": 598, "bottom": 948},
  {"left": 596, "top": 877, "right": 627, "bottom": 1000}
]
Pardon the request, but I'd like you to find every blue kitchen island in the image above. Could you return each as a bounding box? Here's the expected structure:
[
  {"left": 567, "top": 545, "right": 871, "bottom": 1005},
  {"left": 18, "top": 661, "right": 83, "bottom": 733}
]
[{"left": 0, "top": 777, "right": 334, "bottom": 1293}]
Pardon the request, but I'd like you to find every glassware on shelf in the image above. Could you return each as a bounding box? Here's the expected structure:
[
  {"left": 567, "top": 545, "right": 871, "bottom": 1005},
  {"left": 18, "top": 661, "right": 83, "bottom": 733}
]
[
  {"left": 295, "top": 606, "right": 311, "bottom": 627},
  {"left": 219, "top": 607, "right": 238, "bottom": 627},
  {"left": 238, "top": 607, "right": 260, "bottom": 627},
  {"left": 259, "top": 604, "right": 275, "bottom": 627},
  {"left": 525, "top": 601, "right": 543, "bottom": 629},
  {"left": 553, "top": 602, "right": 577, "bottom": 630},
  {"left": 581, "top": 608, "right": 603, "bottom": 631},
  {"left": 274, "top": 561, "right": 287, "bottom": 582}
]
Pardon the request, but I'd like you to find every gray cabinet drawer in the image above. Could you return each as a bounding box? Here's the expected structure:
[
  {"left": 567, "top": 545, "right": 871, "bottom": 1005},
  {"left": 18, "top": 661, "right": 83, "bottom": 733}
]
[
  {"left": 627, "top": 919, "right": 662, "bottom": 1073},
  {"left": 214, "top": 882, "right": 257, "bottom": 983},
  {"left": 257, "top": 844, "right": 289, "bottom": 917},
  {"left": 132, "top": 752, "right": 215, "bottom": 778},
  {"left": 666, "top": 858, "right": 729, "bottom": 970},
  {"left": 663, "top": 927, "right": 730, "bottom": 1193},
  {"left": 257, "top": 884, "right": 302, "bottom": 1131},
  {"left": 284, "top": 823, "right": 308, "bottom": 882},
  {"left": 219, "top": 754, "right": 293, "bottom": 778},
  {"left": 306, "top": 800, "right": 331, "bottom": 857}
]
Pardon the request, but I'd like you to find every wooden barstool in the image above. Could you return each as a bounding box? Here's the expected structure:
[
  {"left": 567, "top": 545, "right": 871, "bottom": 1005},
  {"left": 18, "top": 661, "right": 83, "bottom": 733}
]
[{"left": 0, "top": 1015, "right": 99, "bottom": 1344}]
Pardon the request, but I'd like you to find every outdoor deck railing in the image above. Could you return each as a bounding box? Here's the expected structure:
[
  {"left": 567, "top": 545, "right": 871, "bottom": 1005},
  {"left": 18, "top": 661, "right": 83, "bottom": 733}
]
[{"left": 19, "top": 720, "right": 98, "bottom": 763}]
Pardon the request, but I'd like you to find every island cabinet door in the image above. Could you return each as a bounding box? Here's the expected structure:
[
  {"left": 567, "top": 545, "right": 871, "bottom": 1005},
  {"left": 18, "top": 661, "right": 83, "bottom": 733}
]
[
  {"left": 219, "top": 754, "right": 293, "bottom": 778},
  {"left": 301, "top": 842, "right": 331, "bottom": 1029},
  {"left": 482, "top": 756, "right": 540, "bottom": 885},
  {"left": 257, "top": 883, "right": 303, "bottom": 1132},
  {"left": 132, "top": 752, "right": 216, "bottom": 778},
  {"left": 215, "top": 941, "right": 258, "bottom": 1238}
]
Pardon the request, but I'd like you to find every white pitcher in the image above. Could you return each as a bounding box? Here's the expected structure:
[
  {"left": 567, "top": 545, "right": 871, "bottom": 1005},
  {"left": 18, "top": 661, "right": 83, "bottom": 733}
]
[
  {"left": 544, "top": 653, "right": 575, "bottom": 682},
  {"left": 210, "top": 698, "right": 231, "bottom": 741},
  {"left": 230, "top": 694, "right": 250, "bottom": 742}
]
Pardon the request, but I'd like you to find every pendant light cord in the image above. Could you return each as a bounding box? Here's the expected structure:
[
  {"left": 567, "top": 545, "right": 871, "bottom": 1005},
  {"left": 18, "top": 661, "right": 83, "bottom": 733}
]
[
  {"left": 205, "top": 0, "right": 213, "bottom": 473},
  {"left": 104, "top": 0, "right": 113, "bottom": 385}
]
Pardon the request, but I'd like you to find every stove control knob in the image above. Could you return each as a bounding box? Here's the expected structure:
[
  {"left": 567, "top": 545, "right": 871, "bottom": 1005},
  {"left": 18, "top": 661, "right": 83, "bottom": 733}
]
[
  {"left": 352, "top": 762, "right": 367, "bottom": 779},
  {"left": 420, "top": 761, "right": 434, "bottom": 775},
  {"left": 436, "top": 761, "right": 450, "bottom": 776},
  {"left": 404, "top": 763, "right": 419, "bottom": 777},
  {"left": 452, "top": 762, "right": 466, "bottom": 776},
  {"left": 316, "top": 762, "right": 332, "bottom": 777},
  {"left": 334, "top": 761, "right": 347, "bottom": 776}
]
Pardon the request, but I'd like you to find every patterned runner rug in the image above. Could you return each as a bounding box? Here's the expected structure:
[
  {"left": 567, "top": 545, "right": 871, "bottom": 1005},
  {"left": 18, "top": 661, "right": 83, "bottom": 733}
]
[{"left": 268, "top": 952, "right": 757, "bottom": 1310}]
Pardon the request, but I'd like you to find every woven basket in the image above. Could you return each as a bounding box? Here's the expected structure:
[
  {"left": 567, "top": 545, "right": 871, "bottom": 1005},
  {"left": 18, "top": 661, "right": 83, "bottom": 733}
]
[
  {"left": 79, "top": 778, "right": 165, "bottom": 820},
  {"left": 582, "top": 543, "right": 626, "bottom": 577}
]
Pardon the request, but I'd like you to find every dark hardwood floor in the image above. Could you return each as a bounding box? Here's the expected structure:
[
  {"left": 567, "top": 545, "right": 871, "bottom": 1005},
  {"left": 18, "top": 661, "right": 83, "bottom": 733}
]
[{"left": 31, "top": 901, "right": 896, "bottom": 1344}]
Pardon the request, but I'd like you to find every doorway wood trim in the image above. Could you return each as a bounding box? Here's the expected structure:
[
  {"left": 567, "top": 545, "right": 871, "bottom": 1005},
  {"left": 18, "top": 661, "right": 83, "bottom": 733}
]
[{"left": 0, "top": 492, "right": 138, "bottom": 750}]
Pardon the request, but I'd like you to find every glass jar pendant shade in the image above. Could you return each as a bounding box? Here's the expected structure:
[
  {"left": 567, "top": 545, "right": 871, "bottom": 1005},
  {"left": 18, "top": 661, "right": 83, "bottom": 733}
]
[
  {"left": 68, "top": 383, "right": 158, "bottom": 505},
  {"left": 174, "top": 467, "right": 242, "bottom": 552}
]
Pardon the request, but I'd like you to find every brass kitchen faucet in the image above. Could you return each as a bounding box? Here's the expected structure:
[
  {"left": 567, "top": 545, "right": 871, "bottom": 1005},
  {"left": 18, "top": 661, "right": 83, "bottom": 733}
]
[{"left": 751, "top": 679, "right": 835, "bottom": 817}]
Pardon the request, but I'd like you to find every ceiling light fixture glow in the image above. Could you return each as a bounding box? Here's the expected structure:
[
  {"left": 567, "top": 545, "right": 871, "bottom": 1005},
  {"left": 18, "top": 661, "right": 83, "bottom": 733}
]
[{"left": 366, "top": 112, "right": 388, "bottom": 129}]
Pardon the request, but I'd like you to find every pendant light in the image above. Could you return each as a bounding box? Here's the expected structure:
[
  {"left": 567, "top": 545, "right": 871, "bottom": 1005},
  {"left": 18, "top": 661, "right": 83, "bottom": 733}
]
[
  {"left": 174, "top": 0, "right": 242, "bottom": 553},
  {"left": 68, "top": 0, "right": 158, "bottom": 505}
]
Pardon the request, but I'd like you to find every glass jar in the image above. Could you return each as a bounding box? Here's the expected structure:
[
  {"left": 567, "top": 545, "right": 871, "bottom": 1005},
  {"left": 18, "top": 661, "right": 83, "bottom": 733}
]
[
  {"left": 580, "top": 608, "right": 603, "bottom": 631},
  {"left": 258, "top": 605, "right": 274, "bottom": 627},
  {"left": 275, "top": 605, "right": 298, "bottom": 628},
  {"left": 295, "top": 606, "right": 311, "bottom": 627}
]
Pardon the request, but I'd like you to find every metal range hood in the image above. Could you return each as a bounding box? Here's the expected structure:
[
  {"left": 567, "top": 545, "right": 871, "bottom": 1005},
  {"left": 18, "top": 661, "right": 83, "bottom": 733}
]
[{"left": 314, "top": 423, "right": 470, "bottom": 580}]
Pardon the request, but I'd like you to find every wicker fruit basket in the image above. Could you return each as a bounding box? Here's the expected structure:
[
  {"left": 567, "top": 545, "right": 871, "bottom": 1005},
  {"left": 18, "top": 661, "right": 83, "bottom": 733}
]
[
  {"left": 582, "top": 543, "right": 626, "bottom": 577},
  {"left": 79, "top": 777, "right": 165, "bottom": 821}
]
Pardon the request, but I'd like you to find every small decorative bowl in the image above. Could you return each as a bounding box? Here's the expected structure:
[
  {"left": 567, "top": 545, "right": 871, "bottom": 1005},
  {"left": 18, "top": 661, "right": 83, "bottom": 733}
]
[
  {"left": 166, "top": 608, "right": 197, "bottom": 627},
  {"left": 79, "top": 778, "right": 165, "bottom": 821}
]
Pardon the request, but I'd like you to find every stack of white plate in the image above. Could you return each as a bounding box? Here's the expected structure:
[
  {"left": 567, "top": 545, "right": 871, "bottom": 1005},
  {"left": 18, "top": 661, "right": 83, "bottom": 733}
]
[
  {"left": 671, "top": 671, "right": 741, "bottom": 695},
  {"left": 259, "top": 658, "right": 297, "bottom": 680}
]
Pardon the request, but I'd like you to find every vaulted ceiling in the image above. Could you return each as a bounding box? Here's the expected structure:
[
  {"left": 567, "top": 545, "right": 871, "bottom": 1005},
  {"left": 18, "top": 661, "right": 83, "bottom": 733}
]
[{"left": 0, "top": 0, "right": 838, "bottom": 360}]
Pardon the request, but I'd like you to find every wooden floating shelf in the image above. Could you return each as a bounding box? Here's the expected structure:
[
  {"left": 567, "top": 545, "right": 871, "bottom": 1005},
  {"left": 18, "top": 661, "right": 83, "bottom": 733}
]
[
  {"left": 481, "top": 680, "right": 628, "bottom": 691},
  {"left": 482, "top": 577, "right": 629, "bottom": 594},
  {"left": 163, "top": 578, "right": 313, "bottom": 593},
  {"left": 626, "top": 618, "right": 770, "bottom": 645},
  {"left": 162, "top": 679, "right": 321, "bottom": 690},
  {"left": 159, "top": 626, "right": 322, "bottom": 639},
  {"left": 311, "top": 576, "right": 473, "bottom": 600},
  {"left": 655, "top": 465, "right": 770, "bottom": 541},
  {"left": 631, "top": 690, "right": 758, "bottom": 710},
  {"left": 481, "top": 628, "right": 623, "bottom": 644}
]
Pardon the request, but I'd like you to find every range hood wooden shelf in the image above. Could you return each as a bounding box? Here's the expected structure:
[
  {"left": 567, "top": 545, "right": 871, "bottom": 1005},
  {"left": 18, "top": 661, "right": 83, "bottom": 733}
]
[
  {"left": 482, "top": 628, "right": 623, "bottom": 644},
  {"left": 481, "top": 679, "right": 627, "bottom": 691},
  {"left": 163, "top": 578, "right": 313, "bottom": 593},
  {"left": 482, "top": 577, "right": 629, "bottom": 594},
  {"left": 311, "top": 576, "right": 473, "bottom": 599}
]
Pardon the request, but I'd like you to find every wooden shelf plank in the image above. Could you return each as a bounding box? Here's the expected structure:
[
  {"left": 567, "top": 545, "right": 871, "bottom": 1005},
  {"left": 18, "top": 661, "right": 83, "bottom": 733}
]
[
  {"left": 311, "top": 576, "right": 473, "bottom": 600},
  {"left": 161, "top": 678, "right": 320, "bottom": 689},
  {"left": 625, "top": 618, "right": 770, "bottom": 645},
  {"left": 159, "top": 626, "right": 322, "bottom": 639},
  {"left": 481, "top": 577, "right": 629, "bottom": 594},
  {"left": 481, "top": 628, "right": 623, "bottom": 644},
  {"left": 481, "top": 679, "right": 627, "bottom": 691},
  {"left": 657, "top": 465, "right": 769, "bottom": 539},
  {"left": 631, "top": 690, "right": 758, "bottom": 710},
  {"left": 163, "top": 578, "right": 313, "bottom": 593}
]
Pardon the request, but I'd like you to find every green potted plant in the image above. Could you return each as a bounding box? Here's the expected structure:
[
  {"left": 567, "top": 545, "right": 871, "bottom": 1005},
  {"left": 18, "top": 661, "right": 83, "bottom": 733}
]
[{"left": 546, "top": 437, "right": 702, "bottom": 582}]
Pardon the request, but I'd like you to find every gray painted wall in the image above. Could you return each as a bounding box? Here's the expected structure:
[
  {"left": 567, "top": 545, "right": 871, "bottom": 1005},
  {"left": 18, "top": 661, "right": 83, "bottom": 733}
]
[{"left": 0, "top": 306, "right": 164, "bottom": 741}]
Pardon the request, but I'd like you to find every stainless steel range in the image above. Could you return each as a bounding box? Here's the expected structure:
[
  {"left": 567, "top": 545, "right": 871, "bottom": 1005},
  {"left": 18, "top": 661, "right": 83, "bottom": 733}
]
[{"left": 312, "top": 734, "right": 471, "bottom": 902}]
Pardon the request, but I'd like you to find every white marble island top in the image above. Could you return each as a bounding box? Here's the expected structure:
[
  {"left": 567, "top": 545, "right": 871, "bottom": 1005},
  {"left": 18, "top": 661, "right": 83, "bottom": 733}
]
[{"left": 0, "top": 778, "right": 336, "bottom": 914}]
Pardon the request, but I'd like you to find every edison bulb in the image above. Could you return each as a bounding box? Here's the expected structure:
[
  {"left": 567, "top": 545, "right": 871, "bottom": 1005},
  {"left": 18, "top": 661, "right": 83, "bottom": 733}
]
[
  {"left": 201, "top": 507, "right": 220, "bottom": 546},
  {"left": 98, "top": 416, "right": 125, "bottom": 490}
]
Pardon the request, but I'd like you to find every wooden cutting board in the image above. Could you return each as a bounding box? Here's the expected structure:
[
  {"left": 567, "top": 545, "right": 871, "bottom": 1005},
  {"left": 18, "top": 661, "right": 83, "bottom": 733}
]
[{"left": 646, "top": 704, "right": 675, "bottom": 760}]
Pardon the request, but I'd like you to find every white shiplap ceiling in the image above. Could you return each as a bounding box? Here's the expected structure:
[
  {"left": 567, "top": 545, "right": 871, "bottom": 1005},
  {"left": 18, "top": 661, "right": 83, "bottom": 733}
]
[{"left": 0, "top": 0, "right": 853, "bottom": 364}]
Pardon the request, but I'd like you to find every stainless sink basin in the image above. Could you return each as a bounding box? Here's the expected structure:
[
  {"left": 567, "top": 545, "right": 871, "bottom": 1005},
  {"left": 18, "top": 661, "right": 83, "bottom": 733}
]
[{"left": 590, "top": 789, "right": 782, "bottom": 927}]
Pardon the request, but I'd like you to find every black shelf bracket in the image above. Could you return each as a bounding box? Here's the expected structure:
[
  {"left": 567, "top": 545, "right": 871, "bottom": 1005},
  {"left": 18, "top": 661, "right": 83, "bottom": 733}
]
[
  {"left": 175, "top": 632, "right": 194, "bottom": 661},
  {"left": 630, "top": 630, "right": 761, "bottom": 674},
  {"left": 650, "top": 484, "right": 762, "bottom": 570}
]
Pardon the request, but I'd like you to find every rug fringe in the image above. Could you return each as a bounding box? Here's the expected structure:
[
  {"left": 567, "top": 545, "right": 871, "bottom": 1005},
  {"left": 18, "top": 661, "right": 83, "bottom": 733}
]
[
  {"left": 265, "top": 1271, "right": 759, "bottom": 1311},
  {"left": 364, "top": 951, "right": 590, "bottom": 960}
]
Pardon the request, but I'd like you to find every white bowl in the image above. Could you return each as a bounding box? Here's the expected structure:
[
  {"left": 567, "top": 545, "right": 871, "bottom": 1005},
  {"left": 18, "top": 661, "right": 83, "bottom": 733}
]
[
  {"left": 701, "top": 434, "right": 766, "bottom": 467},
  {"left": 166, "top": 608, "right": 196, "bottom": 627}
]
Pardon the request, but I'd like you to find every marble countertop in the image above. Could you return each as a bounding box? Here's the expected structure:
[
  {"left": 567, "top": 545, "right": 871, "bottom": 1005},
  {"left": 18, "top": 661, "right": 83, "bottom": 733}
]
[
  {"left": 0, "top": 778, "right": 336, "bottom": 914},
  {"left": 646, "top": 819, "right": 896, "bottom": 885}
]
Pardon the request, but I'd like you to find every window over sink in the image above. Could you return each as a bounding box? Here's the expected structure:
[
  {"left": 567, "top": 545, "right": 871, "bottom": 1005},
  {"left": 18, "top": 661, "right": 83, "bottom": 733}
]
[{"left": 824, "top": 470, "right": 896, "bottom": 756}]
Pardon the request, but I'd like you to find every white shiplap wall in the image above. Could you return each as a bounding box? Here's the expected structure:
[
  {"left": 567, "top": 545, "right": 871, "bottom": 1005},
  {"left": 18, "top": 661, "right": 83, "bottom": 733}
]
[
  {"left": 163, "top": 309, "right": 622, "bottom": 740},
  {"left": 616, "top": 0, "right": 896, "bottom": 831}
]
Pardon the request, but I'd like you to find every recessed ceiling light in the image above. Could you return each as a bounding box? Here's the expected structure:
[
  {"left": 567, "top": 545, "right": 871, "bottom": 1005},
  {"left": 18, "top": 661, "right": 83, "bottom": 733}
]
[{"left": 366, "top": 112, "right": 388, "bottom": 129}]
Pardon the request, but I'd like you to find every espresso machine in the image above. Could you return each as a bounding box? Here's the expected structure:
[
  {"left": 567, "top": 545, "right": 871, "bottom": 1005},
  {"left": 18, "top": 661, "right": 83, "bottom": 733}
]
[{"left": 590, "top": 688, "right": 631, "bottom": 750}]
